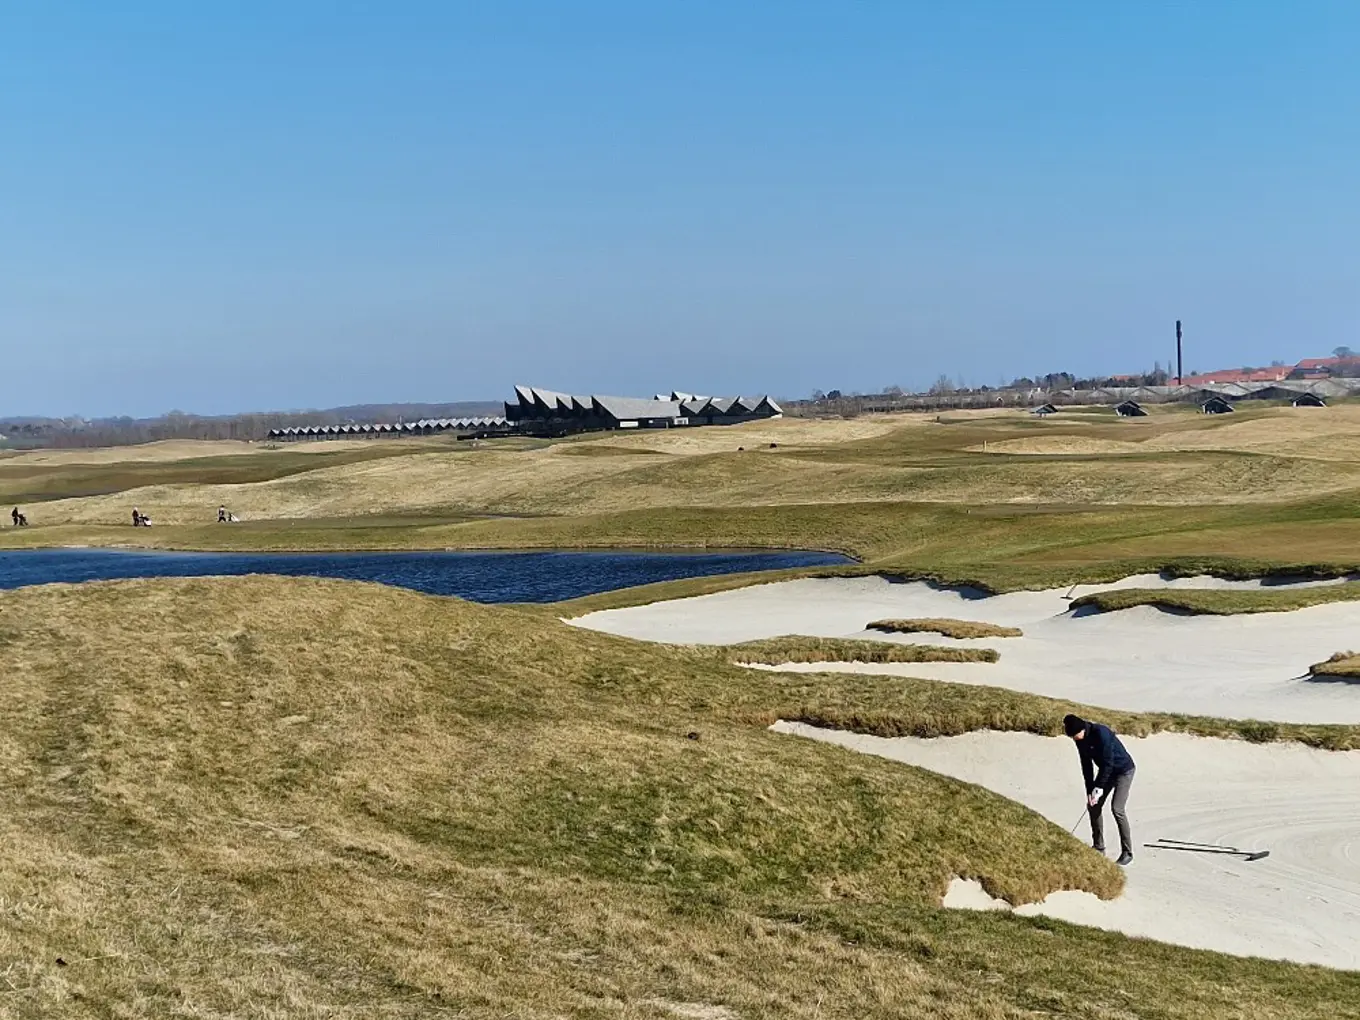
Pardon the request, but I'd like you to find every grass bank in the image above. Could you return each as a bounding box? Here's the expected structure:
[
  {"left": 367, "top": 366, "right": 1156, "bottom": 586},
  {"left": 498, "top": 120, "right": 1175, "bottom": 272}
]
[
  {"left": 765, "top": 670, "right": 1360, "bottom": 751},
  {"left": 1071, "top": 583, "right": 1360, "bottom": 616},
  {"left": 1, "top": 575, "right": 1356, "bottom": 1016},
  {"left": 868, "top": 618, "right": 1023, "bottom": 639},
  {"left": 721, "top": 635, "right": 998, "bottom": 665},
  {"left": 1311, "top": 651, "right": 1360, "bottom": 680}
]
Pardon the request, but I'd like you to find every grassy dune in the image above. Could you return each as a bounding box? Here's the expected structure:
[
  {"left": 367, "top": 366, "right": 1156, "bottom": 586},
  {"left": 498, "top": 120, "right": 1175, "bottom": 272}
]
[
  {"left": 868, "top": 618, "right": 1024, "bottom": 639},
  {"left": 1071, "top": 584, "right": 1360, "bottom": 616},
  {"left": 2, "top": 576, "right": 1358, "bottom": 1016},
  {"left": 721, "top": 635, "right": 998, "bottom": 665}
]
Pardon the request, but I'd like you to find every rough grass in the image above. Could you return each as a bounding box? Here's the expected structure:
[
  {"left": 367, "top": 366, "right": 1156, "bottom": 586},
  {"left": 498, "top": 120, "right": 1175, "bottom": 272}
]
[
  {"left": 1311, "top": 651, "right": 1360, "bottom": 679},
  {"left": 1070, "top": 583, "right": 1360, "bottom": 616},
  {"left": 723, "top": 635, "right": 998, "bottom": 665},
  {"left": 867, "top": 618, "right": 1023, "bottom": 639},
  {"left": 2, "top": 576, "right": 1358, "bottom": 1016}
]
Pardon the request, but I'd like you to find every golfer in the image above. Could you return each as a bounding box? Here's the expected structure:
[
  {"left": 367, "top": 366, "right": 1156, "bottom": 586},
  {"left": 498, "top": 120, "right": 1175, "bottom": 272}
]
[{"left": 1063, "top": 714, "right": 1135, "bottom": 865}]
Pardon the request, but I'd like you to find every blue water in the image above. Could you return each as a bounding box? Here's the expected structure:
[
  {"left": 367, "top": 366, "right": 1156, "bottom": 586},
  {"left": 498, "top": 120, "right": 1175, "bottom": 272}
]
[{"left": 0, "top": 548, "right": 851, "bottom": 603}]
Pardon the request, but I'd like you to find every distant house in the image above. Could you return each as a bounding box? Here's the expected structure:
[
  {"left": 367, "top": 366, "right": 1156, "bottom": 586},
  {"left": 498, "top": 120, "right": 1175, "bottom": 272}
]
[
  {"left": 1200, "top": 396, "right": 1235, "bottom": 415},
  {"left": 1182, "top": 367, "right": 1289, "bottom": 386},
  {"left": 1114, "top": 400, "right": 1148, "bottom": 418},
  {"left": 1293, "top": 391, "right": 1327, "bottom": 407},
  {"left": 1289, "top": 356, "right": 1360, "bottom": 379},
  {"left": 1032, "top": 403, "right": 1057, "bottom": 416}
]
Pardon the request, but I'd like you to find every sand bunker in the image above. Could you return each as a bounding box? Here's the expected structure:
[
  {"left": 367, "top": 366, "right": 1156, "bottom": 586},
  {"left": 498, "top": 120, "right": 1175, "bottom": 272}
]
[
  {"left": 572, "top": 575, "right": 1360, "bottom": 723},
  {"left": 774, "top": 724, "right": 1360, "bottom": 969}
]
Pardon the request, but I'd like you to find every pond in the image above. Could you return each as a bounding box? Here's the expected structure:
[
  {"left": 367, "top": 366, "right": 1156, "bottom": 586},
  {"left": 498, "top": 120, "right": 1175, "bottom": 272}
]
[{"left": 0, "top": 548, "right": 852, "bottom": 603}]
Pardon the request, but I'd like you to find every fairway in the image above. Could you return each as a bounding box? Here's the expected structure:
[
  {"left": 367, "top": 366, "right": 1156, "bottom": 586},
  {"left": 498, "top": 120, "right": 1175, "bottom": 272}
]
[{"left": 7, "top": 406, "right": 1360, "bottom": 595}]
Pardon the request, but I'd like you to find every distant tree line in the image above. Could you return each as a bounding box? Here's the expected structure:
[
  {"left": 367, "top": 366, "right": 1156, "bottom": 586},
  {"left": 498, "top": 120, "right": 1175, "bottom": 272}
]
[{"left": 0, "top": 401, "right": 503, "bottom": 449}]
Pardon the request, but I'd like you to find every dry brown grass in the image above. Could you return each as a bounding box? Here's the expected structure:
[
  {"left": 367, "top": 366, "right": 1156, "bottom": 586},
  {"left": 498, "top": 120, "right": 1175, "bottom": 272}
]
[
  {"left": 974, "top": 405, "right": 1360, "bottom": 461},
  {"left": 1071, "top": 585, "right": 1360, "bottom": 616},
  {"left": 866, "top": 618, "right": 1023, "bottom": 639},
  {"left": 0, "top": 437, "right": 394, "bottom": 466},
  {"left": 721, "top": 635, "right": 999, "bottom": 665},
  {"left": 3, "top": 576, "right": 1355, "bottom": 1016},
  {"left": 1311, "top": 651, "right": 1360, "bottom": 679}
]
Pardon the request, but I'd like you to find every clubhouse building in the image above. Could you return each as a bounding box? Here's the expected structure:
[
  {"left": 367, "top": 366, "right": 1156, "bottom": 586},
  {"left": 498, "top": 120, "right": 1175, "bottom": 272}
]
[
  {"left": 268, "top": 385, "right": 782, "bottom": 441},
  {"left": 504, "top": 386, "right": 782, "bottom": 432}
]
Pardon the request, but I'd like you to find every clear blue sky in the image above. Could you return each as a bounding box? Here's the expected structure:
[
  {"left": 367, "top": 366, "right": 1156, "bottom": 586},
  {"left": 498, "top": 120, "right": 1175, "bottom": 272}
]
[{"left": 2, "top": 2, "right": 1357, "bottom": 417}]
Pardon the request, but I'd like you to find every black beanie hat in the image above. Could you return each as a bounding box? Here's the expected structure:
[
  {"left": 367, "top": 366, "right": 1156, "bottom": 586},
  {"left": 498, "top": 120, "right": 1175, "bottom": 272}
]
[{"left": 1063, "top": 714, "right": 1086, "bottom": 737}]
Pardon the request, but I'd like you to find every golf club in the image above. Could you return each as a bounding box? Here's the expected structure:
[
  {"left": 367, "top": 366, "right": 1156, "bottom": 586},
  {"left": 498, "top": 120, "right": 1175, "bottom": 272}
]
[{"left": 1069, "top": 806, "right": 1089, "bottom": 835}]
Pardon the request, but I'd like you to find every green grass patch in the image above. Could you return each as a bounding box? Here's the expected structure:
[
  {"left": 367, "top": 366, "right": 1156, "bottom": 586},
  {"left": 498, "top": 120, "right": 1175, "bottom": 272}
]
[{"left": 867, "top": 618, "right": 1023, "bottom": 639}]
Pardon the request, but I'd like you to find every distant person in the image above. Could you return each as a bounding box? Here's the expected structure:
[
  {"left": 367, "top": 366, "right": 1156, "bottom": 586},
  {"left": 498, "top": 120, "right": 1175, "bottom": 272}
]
[
  {"left": 10, "top": 507, "right": 17, "bottom": 527},
  {"left": 132, "top": 507, "right": 142, "bottom": 527},
  {"left": 1064, "top": 714, "right": 1136, "bottom": 865},
  {"left": 218, "top": 505, "right": 227, "bottom": 523}
]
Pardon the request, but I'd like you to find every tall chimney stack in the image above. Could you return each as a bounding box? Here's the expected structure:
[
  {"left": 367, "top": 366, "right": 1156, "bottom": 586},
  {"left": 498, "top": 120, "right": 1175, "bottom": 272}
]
[{"left": 1176, "top": 320, "right": 1183, "bottom": 385}]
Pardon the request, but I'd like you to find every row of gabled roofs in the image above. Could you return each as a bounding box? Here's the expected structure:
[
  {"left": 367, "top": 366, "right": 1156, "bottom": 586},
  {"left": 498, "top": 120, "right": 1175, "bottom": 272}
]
[
  {"left": 506, "top": 386, "right": 782, "bottom": 424},
  {"left": 268, "top": 417, "right": 506, "bottom": 439}
]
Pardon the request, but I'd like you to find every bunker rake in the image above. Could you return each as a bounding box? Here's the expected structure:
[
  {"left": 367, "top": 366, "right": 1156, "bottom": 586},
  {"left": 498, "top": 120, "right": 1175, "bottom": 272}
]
[{"left": 1145, "top": 837, "right": 1271, "bottom": 862}]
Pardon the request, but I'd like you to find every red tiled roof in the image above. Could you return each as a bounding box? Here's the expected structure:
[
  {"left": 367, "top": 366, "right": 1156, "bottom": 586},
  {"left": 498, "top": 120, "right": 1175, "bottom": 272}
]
[{"left": 1182, "top": 368, "right": 1288, "bottom": 385}]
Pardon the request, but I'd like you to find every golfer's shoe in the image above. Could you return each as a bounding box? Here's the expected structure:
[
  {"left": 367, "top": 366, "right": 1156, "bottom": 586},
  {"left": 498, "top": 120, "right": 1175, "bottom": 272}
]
[
  {"left": 1092, "top": 844, "right": 1106, "bottom": 854},
  {"left": 1116, "top": 851, "right": 1133, "bottom": 866}
]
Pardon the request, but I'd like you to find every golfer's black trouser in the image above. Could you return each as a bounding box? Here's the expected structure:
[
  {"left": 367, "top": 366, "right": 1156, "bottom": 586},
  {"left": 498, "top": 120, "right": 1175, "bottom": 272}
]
[{"left": 1089, "top": 767, "right": 1134, "bottom": 854}]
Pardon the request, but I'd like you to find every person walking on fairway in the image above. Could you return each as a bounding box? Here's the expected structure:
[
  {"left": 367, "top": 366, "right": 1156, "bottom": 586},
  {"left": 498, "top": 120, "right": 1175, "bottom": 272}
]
[{"left": 1064, "top": 714, "right": 1136, "bottom": 865}]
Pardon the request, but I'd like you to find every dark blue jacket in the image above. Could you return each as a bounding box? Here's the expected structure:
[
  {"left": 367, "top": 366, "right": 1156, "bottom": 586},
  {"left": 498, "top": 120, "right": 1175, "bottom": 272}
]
[{"left": 1075, "top": 721, "right": 1135, "bottom": 791}]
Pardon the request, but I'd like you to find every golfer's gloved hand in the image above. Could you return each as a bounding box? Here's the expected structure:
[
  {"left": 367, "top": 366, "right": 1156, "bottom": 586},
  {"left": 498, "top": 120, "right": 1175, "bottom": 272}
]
[{"left": 1088, "top": 788, "right": 1103, "bottom": 807}]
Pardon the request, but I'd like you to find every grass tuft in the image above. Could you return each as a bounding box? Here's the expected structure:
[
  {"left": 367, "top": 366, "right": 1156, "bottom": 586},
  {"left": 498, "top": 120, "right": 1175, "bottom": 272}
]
[
  {"left": 1310, "top": 650, "right": 1360, "bottom": 679},
  {"left": 1070, "top": 584, "right": 1360, "bottom": 616},
  {"left": 722, "top": 635, "right": 998, "bottom": 665},
  {"left": 867, "top": 618, "right": 1022, "bottom": 639}
]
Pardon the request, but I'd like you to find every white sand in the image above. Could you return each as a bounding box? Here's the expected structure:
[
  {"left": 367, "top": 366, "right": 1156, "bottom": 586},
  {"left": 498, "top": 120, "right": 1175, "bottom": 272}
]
[
  {"left": 774, "top": 723, "right": 1360, "bottom": 969},
  {"left": 571, "top": 575, "right": 1360, "bottom": 723}
]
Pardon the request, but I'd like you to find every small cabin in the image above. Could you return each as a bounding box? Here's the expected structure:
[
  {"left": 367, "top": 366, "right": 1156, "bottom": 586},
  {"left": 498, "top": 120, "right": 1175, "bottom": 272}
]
[
  {"left": 1031, "top": 403, "right": 1057, "bottom": 416},
  {"left": 1292, "top": 392, "right": 1327, "bottom": 408},
  {"left": 1113, "top": 400, "right": 1147, "bottom": 418},
  {"left": 1200, "top": 396, "right": 1235, "bottom": 415}
]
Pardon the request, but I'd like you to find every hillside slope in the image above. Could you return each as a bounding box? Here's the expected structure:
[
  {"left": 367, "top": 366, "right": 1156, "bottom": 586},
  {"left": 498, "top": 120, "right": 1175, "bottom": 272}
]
[{"left": 0, "top": 576, "right": 1354, "bottom": 1017}]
